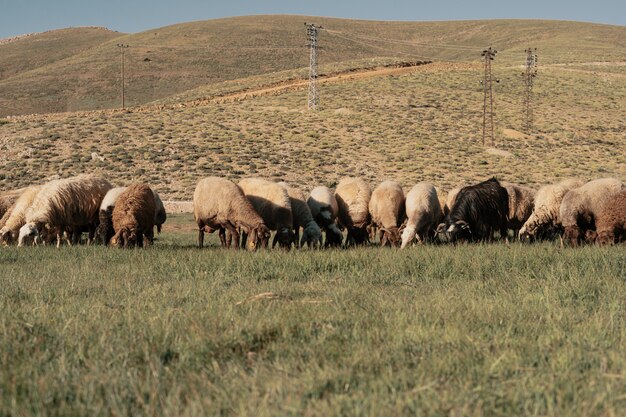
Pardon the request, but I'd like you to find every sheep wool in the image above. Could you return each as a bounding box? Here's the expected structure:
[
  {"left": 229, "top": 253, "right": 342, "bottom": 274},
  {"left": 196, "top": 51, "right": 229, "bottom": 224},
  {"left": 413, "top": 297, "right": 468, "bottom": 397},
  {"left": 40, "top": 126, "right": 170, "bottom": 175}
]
[
  {"left": 369, "top": 180, "right": 405, "bottom": 247},
  {"left": 110, "top": 183, "right": 156, "bottom": 248},
  {"left": 401, "top": 182, "right": 443, "bottom": 248}
]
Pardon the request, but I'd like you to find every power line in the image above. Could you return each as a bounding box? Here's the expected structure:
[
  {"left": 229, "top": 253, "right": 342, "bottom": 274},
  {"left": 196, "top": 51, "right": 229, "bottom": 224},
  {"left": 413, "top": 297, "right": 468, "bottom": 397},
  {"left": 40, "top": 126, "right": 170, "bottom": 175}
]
[
  {"left": 117, "top": 44, "right": 129, "bottom": 109},
  {"left": 305, "top": 23, "right": 323, "bottom": 111},
  {"left": 481, "top": 47, "right": 498, "bottom": 147},
  {"left": 522, "top": 48, "right": 538, "bottom": 132}
]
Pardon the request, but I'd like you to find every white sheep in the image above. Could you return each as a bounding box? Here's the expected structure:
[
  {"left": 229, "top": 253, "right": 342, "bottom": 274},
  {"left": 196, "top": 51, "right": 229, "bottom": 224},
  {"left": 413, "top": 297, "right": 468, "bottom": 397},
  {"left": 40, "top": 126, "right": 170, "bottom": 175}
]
[
  {"left": 307, "top": 186, "right": 343, "bottom": 247},
  {"left": 278, "top": 183, "right": 322, "bottom": 248},
  {"left": 239, "top": 178, "right": 295, "bottom": 249},
  {"left": 401, "top": 182, "right": 443, "bottom": 248},
  {"left": 193, "top": 177, "right": 270, "bottom": 249},
  {"left": 559, "top": 177, "right": 624, "bottom": 246},
  {"left": 519, "top": 178, "right": 584, "bottom": 241},
  {"left": 18, "top": 175, "right": 112, "bottom": 247},
  {"left": 0, "top": 186, "right": 42, "bottom": 245},
  {"left": 335, "top": 177, "right": 372, "bottom": 246},
  {"left": 369, "top": 181, "right": 406, "bottom": 247}
]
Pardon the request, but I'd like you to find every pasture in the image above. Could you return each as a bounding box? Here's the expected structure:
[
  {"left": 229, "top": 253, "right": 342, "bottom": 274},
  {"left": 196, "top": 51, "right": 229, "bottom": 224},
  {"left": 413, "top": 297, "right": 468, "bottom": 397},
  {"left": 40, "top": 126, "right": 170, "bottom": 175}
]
[{"left": 1, "top": 214, "right": 625, "bottom": 416}]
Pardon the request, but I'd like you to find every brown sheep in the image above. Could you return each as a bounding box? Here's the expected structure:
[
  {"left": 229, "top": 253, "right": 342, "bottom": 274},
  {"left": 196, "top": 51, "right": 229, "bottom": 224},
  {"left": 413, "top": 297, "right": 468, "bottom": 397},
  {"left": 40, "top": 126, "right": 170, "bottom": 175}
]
[
  {"left": 502, "top": 182, "right": 537, "bottom": 238},
  {"left": 594, "top": 190, "right": 626, "bottom": 245},
  {"left": 110, "top": 184, "right": 156, "bottom": 248},
  {"left": 369, "top": 181, "right": 405, "bottom": 247}
]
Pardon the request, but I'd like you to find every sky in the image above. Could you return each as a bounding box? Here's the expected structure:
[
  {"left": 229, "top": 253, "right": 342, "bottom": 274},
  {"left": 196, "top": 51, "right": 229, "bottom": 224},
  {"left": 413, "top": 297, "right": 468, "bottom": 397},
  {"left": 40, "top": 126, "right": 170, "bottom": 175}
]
[{"left": 1, "top": 0, "right": 624, "bottom": 38}]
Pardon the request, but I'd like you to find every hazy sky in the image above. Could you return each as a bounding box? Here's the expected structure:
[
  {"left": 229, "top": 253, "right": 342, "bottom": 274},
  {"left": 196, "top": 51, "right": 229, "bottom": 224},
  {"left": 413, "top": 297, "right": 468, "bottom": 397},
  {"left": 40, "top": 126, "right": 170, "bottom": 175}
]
[{"left": 1, "top": 0, "right": 624, "bottom": 38}]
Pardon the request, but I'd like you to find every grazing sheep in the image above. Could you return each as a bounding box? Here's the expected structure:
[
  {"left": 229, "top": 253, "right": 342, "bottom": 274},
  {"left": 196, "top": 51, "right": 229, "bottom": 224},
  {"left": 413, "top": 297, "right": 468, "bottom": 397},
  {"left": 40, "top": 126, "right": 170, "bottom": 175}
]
[
  {"left": 307, "top": 186, "right": 343, "bottom": 247},
  {"left": 335, "top": 177, "right": 372, "bottom": 246},
  {"left": 95, "top": 187, "right": 126, "bottom": 245},
  {"left": 110, "top": 184, "right": 156, "bottom": 248},
  {"left": 559, "top": 177, "right": 624, "bottom": 246},
  {"left": 153, "top": 190, "right": 167, "bottom": 234},
  {"left": 18, "top": 175, "right": 112, "bottom": 247},
  {"left": 519, "top": 179, "right": 584, "bottom": 241},
  {"left": 0, "top": 186, "right": 42, "bottom": 245},
  {"left": 443, "top": 186, "right": 464, "bottom": 217},
  {"left": 369, "top": 181, "right": 405, "bottom": 247},
  {"left": 194, "top": 177, "right": 270, "bottom": 250},
  {"left": 239, "top": 178, "right": 295, "bottom": 249},
  {"left": 401, "top": 182, "right": 443, "bottom": 248},
  {"left": 502, "top": 182, "right": 537, "bottom": 237},
  {"left": 594, "top": 190, "right": 626, "bottom": 245},
  {"left": 279, "top": 183, "right": 323, "bottom": 248},
  {"left": 444, "top": 178, "right": 509, "bottom": 243},
  {"left": 0, "top": 188, "right": 24, "bottom": 220}
]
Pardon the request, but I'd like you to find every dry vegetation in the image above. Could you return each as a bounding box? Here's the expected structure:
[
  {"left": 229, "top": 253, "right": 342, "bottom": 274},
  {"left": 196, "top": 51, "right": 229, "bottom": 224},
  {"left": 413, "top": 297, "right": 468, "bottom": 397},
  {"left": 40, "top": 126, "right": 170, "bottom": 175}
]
[{"left": 1, "top": 60, "right": 624, "bottom": 199}]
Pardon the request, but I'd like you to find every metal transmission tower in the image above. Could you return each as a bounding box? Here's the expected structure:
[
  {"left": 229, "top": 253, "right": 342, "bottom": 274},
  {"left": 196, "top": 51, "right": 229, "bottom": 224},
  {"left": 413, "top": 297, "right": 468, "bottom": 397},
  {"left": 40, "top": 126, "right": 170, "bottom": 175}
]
[
  {"left": 305, "top": 23, "right": 323, "bottom": 110},
  {"left": 117, "top": 44, "right": 129, "bottom": 109},
  {"left": 522, "top": 48, "right": 538, "bottom": 132},
  {"left": 481, "top": 47, "right": 498, "bottom": 146}
]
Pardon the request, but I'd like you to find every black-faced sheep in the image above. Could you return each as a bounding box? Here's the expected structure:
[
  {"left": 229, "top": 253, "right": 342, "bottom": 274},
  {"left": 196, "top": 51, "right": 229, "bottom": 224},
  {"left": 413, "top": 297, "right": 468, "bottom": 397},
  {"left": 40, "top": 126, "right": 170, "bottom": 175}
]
[
  {"left": 153, "top": 190, "right": 167, "bottom": 234},
  {"left": 594, "top": 190, "right": 626, "bottom": 245},
  {"left": 559, "top": 177, "right": 624, "bottom": 246},
  {"left": 335, "top": 177, "right": 371, "bottom": 246},
  {"left": 193, "top": 177, "right": 270, "bottom": 250},
  {"left": 401, "top": 182, "right": 443, "bottom": 248},
  {"left": 307, "top": 186, "right": 343, "bottom": 247},
  {"left": 95, "top": 187, "right": 126, "bottom": 245},
  {"left": 519, "top": 178, "right": 583, "bottom": 241},
  {"left": 279, "top": 183, "right": 323, "bottom": 248},
  {"left": 0, "top": 186, "right": 42, "bottom": 245},
  {"left": 110, "top": 183, "right": 156, "bottom": 248},
  {"left": 443, "top": 178, "right": 509, "bottom": 243},
  {"left": 19, "top": 175, "right": 112, "bottom": 247},
  {"left": 502, "top": 182, "right": 536, "bottom": 238},
  {"left": 239, "top": 178, "right": 295, "bottom": 249},
  {"left": 369, "top": 181, "right": 405, "bottom": 247}
]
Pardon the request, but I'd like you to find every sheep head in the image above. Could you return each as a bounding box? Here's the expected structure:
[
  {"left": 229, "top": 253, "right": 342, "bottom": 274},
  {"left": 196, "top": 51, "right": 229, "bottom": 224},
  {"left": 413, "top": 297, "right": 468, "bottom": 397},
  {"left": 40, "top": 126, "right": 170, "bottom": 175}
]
[
  {"left": 562, "top": 225, "right": 581, "bottom": 246},
  {"left": 596, "top": 230, "right": 614, "bottom": 246},
  {"left": 324, "top": 224, "right": 343, "bottom": 248},
  {"left": 445, "top": 220, "right": 472, "bottom": 243},
  {"left": 247, "top": 224, "right": 270, "bottom": 250},
  {"left": 300, "top": 223, "right": 322, "bottom": 249},
  {"left": 110, "top": 228, "right": 135, "bottom": 248},
  {"left": 380, "top": 226, "right": 401, "bottom": 248},
  {"left": 17, "top": 223, "right": 39, "bottom": 247},
  {"left": 0, "top": 228, "right": 15, "bottom": 246}
]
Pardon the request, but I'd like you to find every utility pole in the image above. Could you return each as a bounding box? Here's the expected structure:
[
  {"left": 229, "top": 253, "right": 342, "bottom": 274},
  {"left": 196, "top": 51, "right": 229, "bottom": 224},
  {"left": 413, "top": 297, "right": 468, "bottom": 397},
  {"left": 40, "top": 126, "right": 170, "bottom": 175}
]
[
  {"left": 305, "top": 23, "right": 323, "bottom": 111},
  {"left": 522, "top": 48, "right": 538, "bottom": 132},
  {"left": 481, "top": 47, "right": 498, "bottom": 147},
  {"left": 117, "top": 44, "right": 129, "bottom": 109}
]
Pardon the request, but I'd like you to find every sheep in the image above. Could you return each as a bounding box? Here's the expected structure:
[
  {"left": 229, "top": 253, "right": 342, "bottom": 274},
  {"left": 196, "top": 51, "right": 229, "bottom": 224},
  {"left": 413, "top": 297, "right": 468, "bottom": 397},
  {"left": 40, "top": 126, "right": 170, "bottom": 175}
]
[
  {"left": 307, "top": 186, "right": 343, "bottom": 247},
  {"left": 502, "top": 182, "right": 537, "bottom": 238},
  {"left": 153, "top": 190, "right": 167, "bottom": 234},
  {"left": 94, "top": 187, "right": 127, "bottom": 245},
  {"left": 278, "top": 183, "right": 323, "bottom": 248},
  {"left": 335, "top": 177, "right": 372, "bottom": 246},
  {"left": 0, "top": 186, "right": 42, "bottom": 245},
  {"left": 0, "top": 188, "right": 24, "bottom": 220},
  {"left": 18, "top": 175, "right": 112, "bottom": 247},
  {"left": 443, "top": 186, "right": 464, "bottom": 217},
  {"left": 443, "top": 178, "right": 509, "bottom": 243},
  {"left": 193, "top": 177, "right": 270, "bottom": 250},
  {"left": 239, "top": 178, "right": 295, "bottom": 249},
  {"left": 401, "top": 182, "right": 443, "bottom": 248},
  {"left": 368, "top": 181, "right": 405, "bottom": 247},
  {"left": 110, "top": 183, "right": 156, "bottom": 248},
  {"left": 559, "top": 177, "right": 624, "bottom": 246},
  {"left": 519, "top": 178, "right": 584, "bottom": 241},
  {"left": 594, "top": 190, "right": 626, "bottom": 245}
]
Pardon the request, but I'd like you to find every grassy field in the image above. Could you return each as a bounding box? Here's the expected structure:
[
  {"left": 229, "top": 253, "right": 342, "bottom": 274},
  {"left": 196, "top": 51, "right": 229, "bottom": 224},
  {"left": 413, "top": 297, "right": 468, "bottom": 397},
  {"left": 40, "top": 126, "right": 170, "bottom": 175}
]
[
  {"left": 1, "top": 16, "right": 625, "bottom": 115},
  {"left": 1, "top": 214, "right": 625, "bottom": 416}
]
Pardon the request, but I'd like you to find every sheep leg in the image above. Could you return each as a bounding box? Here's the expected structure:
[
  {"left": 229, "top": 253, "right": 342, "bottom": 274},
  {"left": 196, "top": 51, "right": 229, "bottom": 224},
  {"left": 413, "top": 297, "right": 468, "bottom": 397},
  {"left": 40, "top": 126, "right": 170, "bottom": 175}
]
[
  {"left": 294, "top": 228, "right": 300, "bottom": 249},
  {"left": 137, "top": 231, "right": 144, "bottom": 248},
  {"left": 218, "top": 227, "right": 227, "bottom": 248},
  {"left": 225, "top": 223, "right": 239, "bottom": 249},
  {"left": 197, "top": 228, "right": 205, "bottom": 249}
]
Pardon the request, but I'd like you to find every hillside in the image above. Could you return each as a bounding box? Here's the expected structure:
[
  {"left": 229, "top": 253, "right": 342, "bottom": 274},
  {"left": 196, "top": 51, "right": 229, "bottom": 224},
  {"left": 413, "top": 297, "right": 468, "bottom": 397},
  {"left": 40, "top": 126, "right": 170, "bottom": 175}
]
[
  {"left": 0, "top": 27, "right": 123, "bottom": 82},
  {"left": 0, "top": 16, "right": 625, "bottom": 116},
  {"left": 1, "top": 59, "right": 624, "bottom": 199}
]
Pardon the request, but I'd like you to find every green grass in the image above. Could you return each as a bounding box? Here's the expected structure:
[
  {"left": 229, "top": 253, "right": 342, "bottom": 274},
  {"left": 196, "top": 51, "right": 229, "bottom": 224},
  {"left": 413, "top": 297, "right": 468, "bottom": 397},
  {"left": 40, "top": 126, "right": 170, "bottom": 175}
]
[
  {"left": 1, "top": 216, "right": 625, "bottom": 416},
  {"left": 1, "top": 16, "right": 625, "bottom": 116}
]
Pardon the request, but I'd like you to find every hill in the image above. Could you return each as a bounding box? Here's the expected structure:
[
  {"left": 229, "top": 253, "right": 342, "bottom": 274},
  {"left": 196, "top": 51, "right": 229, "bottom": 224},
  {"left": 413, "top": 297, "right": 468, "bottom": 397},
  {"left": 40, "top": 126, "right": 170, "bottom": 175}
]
[
  {"left": 0, "top": 16, "right": 625, "bottom": 116},
  {"left": 1, "top": 59, "right": 624, "bottom": 199}
]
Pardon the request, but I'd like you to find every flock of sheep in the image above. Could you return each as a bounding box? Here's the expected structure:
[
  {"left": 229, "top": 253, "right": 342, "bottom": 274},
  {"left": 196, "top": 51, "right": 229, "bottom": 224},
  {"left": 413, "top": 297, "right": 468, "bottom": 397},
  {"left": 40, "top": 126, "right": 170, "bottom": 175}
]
[{"left": 0, "top": 174, "right": 624, "bottom": 249}]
